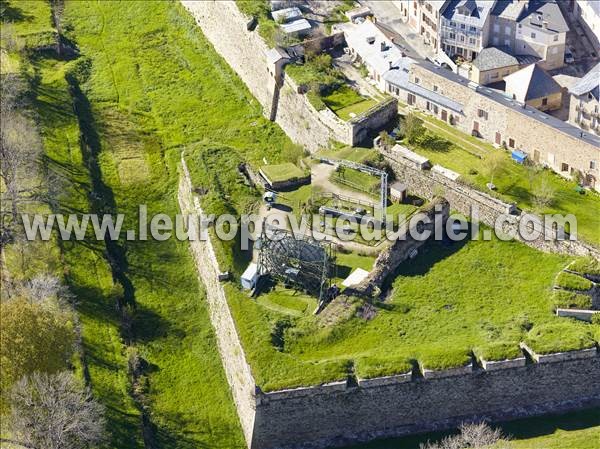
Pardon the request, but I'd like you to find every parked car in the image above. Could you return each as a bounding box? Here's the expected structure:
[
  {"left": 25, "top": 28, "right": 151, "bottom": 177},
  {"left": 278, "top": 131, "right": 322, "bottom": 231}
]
[{"left": 565, "top": 48, "right": 575, "bottom": 64}]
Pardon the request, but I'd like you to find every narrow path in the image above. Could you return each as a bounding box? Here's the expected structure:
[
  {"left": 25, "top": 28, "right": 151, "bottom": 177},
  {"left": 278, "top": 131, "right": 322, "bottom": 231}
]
[{"left": 311, "top": 162, "right": 377, "bottom": 205}]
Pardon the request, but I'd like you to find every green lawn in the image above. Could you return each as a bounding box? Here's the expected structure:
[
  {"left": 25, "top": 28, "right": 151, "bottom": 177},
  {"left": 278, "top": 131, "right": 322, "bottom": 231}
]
[
  {"left": 285, "top": 234, "right": 599, "bottom": 375},
  {"left": 260, "top": 162, "right": 306, "bottom": 184},
  {"left": 401, "top": 131, "right": 600, "bottom": 246},
  {"left": 323, "top": 86, "right": 378, "bottom": 121}
]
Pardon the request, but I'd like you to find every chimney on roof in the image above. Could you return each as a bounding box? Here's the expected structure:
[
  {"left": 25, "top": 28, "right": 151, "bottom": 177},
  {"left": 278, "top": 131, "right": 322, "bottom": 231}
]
[
  {"left": 381, "top": 41, "right": 386, "bottom": 52},
  {"left": 389, "top": 61, "right": 393, "bottom": 70}
]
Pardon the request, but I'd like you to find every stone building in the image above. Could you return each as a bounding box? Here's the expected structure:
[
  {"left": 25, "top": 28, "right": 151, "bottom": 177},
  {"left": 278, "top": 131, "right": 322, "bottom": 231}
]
[
  {"left": 338, "top": 19, "right": 408, "bottom": 92},
  {"left": 440, "top": 0, "right": 496, "bottom": 61},
  {"left": 569, "top": 62, "right": 600, "bottom": 135},
  {"left": 504, "top": 63, "right": 562, "bottom": 111},
  {"left": 469, "top": 46, "right": 520, "bottom": 84},
  {"left": 394, "top": 0, "right": 568, "bottom": 70},
  {"left": 513, "top": 0, "right": 568, "bottom": 70},
  {"left": 383, "top": 60, "right": 600, "bottom": 190}
]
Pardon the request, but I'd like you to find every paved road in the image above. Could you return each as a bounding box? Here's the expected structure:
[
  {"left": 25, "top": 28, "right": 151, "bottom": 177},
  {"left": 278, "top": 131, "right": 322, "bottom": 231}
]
[{"left": 358, "top": 0, "right": 435, "bottom": 60}]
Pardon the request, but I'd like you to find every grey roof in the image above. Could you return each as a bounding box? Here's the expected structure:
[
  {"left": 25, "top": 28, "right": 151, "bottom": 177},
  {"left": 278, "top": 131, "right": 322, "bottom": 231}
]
[
  {"left": 341, "top": 20, "right": 405, "bottom": 75},
  {"left": 504, "top": 63, "right": 561, "bottom": 101},
  {"left": 271, "top": 6, "right": 302, "bottom": 23},
  {"left": 473, "top": 47, "right": 519, "bottom": 71},
  {"left": 518, "top": 0, "right": 569, "bottom": 33},
  {"left": 492, "top": 0, "right": 528, "bottom": 21},
  {"left": 266, "top": 47, "right": 289, "bottom": 64},
  {"left": 280, "top": 18, "right": 311, "bottom": 34},
  {"left": 383, "top": 62, "right": 464, "bottom": 114},
  {"left": 442, "top": 0, "right": 495, "bottom": 28},
  {"left": 416, "top": 61, "right": 600, "bottom": 147},
  {"left": 570, "top": 63, "right": 600, "bottom": 100}
]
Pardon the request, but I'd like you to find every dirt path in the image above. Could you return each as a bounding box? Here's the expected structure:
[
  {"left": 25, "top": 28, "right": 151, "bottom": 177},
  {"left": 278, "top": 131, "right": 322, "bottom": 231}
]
[{"left": 311, "top": 162, "right": 378, "bottom": 205}]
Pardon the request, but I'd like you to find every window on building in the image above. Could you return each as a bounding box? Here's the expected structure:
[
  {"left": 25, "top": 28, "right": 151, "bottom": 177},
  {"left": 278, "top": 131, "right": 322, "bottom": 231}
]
[
  {"left": 531, "top": 32, "right": 536, "bottom": 38},
  {"left": 469, "top": 37, "right": 476, "bottom": 44},
  {"left": 493, "top": 36, "right": 500, "bottom": 45},
  {"left": 460, "top": 35, "right": 465, "bottom": 42},
  {"left": 509, "top": 138, "right": 515, "bottom": 148},
  {"left": 408, "top": 93, "right": 416, "bottom": 105},
  {"left": 495, "top": 132, "right": 501, "bottom": 145},
  {"left": 591, "top": 160, "right": 597, "bottom": 170},
  {"left": 470, "top": 26, "right": 477, "bottom": 32},
  {"left": 505, "top": 26, "right": 511, "bottom": 34},
  {"left": 461, "top": 24, "right": 466, "bottom": 29},
  {"left": 504, "top": 39, "right": 510, "bottom": 46},
  {"left": 414, "top": 77, "right": 420, "bottom": 84},
  {"left": 542, "top": 98, "right": 548, "bottom": 106},
  {"left": 491, "top": 72, "right": 499, "bottom": 79},
  {"left": 561, "top": 163, "right": 569, "bottom": 172},
  {"left": 450, "top": 32, "right": 456, "bottom": 39},
  {"left": 554, "top": 35, "right": 559, "bottom": 41},
  {"left": 478, "top": 109, "right": 488, "bottom": 120},
  {"left": 451, "top": 21, "right": 456, "bottom": 27},
  {"left": 433, "top": 85, "right": 439, "bottom": 92}
]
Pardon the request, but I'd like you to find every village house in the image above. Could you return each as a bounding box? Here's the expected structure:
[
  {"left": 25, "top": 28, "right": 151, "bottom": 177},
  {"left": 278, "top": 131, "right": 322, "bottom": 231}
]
[
  {"left": 504, "top": 63, "right": 562, "bottom": 111},
  {"left": 338, "top": 19, "right": 407, "bottom": 92},
  {"left": 394, "top": 0, "right": 568, "bottom": 70},
  {"left": 568, "top": 63, "right": 600, "bottom": 135}
]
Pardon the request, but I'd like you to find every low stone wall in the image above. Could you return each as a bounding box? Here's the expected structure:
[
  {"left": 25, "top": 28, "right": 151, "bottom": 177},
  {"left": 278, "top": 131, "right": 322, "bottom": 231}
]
[
  {"left": 349, "top": 97, "right": 398, "bottom": 145},
  {"left": 556, "top": 308, "right": 600, "bottom": 322},
  {"left": 381, "top": 145, "right": 600, "bottom": 258}
]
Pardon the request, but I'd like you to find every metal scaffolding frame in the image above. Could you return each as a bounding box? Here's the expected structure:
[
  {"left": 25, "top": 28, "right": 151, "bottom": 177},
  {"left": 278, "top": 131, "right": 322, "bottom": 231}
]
[
  {"left": 257, "top": 225, "right": 335, "bottom": 305},
  {"left": 319, "top": 157, "right": 388, "bottom": 217}
]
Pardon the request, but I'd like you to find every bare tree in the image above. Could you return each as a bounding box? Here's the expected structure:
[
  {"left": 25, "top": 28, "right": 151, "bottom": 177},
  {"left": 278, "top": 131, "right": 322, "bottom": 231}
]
[
  {"left": 20, "top": 273, "right": 74, "bottom": 306},
  {"left": 420, "top": 422, "right": 509, "bottom": 449},
  {"left": 483, "top": 150, "right": 505, "bottom": 188},
  {"left": 7, "top": 371, "right": 105, "bottom": 449}
]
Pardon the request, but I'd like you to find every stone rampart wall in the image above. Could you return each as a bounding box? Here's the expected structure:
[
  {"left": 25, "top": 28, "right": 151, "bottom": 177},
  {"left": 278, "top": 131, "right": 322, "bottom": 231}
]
[
  {"left": 178, "top": 158, "right": 257, "bottom": 445},
  {"left": 182, "top": 0, "right": 395, "bottom": 152},
  {"left": 381, "top": 145, "right": 600, "bottom": 258},
  {"left": 251, "top": 355, "right": 600, "bottom": 449}
]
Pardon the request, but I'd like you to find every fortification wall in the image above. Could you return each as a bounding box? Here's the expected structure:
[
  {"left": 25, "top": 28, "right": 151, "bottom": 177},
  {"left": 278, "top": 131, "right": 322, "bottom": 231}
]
[
  {"left": 178, "top": 159, "right": 257, "bottom": 444},
  {"left": 351, "top": 198, "right": 450, "bottom": 296},
  {"left": 181, "top": 0, "right": 395, "bottom": 152},
  {"left": 181, "top": 156, "right": 600, "bottom": 449},
  {"left": 381, "top": 145, "right": 600, "bottom": 258},
  {"left": 251, "top": 355, "right": 600, "bottom": 449}
]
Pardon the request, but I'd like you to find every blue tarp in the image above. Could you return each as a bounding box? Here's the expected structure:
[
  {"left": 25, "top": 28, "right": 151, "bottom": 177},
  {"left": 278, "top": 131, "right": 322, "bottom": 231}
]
[{"left": 511, "top": 150, "right": 528, "bottom": 164}]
